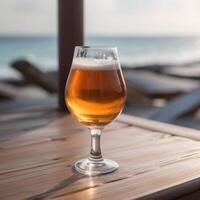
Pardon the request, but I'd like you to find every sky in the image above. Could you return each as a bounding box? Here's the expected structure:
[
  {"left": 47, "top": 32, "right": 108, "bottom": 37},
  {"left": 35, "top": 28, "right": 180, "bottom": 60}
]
[{"left": 0, "top": 0, "right": 200, "bottom": 36}]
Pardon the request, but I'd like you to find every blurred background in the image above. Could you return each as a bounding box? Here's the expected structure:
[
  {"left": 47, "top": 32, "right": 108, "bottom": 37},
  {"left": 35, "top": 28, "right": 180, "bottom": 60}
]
[
  {"left": 1, "top": 0, "right": 200, "bottom": 77},
  {"left": 0, "top": 0, "right": 200, "bottom": 129}
]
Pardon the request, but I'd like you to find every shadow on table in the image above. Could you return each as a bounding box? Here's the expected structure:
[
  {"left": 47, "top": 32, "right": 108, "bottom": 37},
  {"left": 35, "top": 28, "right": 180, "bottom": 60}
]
[{"left": 28, "top": 168, "right": 85, "bottom": 200}]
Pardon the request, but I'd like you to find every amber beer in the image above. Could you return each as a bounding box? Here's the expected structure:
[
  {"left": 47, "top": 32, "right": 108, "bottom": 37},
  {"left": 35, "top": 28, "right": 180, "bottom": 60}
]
[{"left": 65, "top": 59, "right": 126, "bottom": 127}]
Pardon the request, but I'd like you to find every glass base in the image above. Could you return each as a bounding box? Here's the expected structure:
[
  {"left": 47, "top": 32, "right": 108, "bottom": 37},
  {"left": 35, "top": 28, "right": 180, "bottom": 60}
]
[{"left": 74, "top": 158, "right": 119, "bottom": 176}]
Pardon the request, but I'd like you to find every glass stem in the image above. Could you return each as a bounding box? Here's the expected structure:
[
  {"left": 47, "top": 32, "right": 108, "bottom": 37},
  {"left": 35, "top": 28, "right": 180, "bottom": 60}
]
[{"left": 89, "top": 129, "right": 103, "bottom": 161}]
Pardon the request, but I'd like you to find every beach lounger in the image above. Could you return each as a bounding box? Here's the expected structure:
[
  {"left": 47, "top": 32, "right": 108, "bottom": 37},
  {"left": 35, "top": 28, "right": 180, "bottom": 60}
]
[
  {"left": 149, "top": 87, "right": 200, "bottom": 122},
  {"left": 11, "top": 59, "right": 58, "bottom": 93},
  {"left": 124, "top": 70, "right": 199, "bottom": 99},
  {"left": 162, "top": 64, "right": 200, "bottom": 80}
]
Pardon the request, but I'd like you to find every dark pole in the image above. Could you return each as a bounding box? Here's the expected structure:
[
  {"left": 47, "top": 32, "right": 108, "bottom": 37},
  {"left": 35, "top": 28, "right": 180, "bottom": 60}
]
[{"left": 58, "top": 0, "right": 84, "bottom": 111}]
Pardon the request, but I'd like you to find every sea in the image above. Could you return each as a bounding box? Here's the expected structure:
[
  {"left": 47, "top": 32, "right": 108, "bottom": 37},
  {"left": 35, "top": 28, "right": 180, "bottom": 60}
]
[{"left": 1, "top": 36, "right": 200, "bottom": 78}]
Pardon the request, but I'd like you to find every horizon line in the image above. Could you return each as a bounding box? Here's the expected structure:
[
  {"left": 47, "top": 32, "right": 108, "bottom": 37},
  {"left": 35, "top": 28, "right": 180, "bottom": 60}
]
[{"left": 0, "top": 33, "right": 200, "bottom": 38}]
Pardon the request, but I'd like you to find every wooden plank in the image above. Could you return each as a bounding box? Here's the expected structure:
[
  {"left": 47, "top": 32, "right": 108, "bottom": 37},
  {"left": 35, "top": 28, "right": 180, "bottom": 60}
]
[
  {"left": 124, "top": 105, "right": 200, "bottom": 130},
  {"left": 52, "top": 168, "right": 200, "bottom": 200},
  {"left": 0, "top": 114, "right": 200, "bottom": 199},
  {"left": 0, "top": 110, "right": 61, "bottom": 142},
  {"left": 149, "top": 87, "right": 200, "bottom": 122},
  {"left": 11, "top": 59, "right": 58, "bottom": 93},
  {"left": 124, "top": 107, "right": 200, "bottom": 131},
  {"left": 0, "top": 125, "right": 200, "bottom": 199},
  {"left": 119, "top": 114, "right": 200, "bottom": 141},
  {"left": 0, "top": 112, "right": 127, "bottom": 146},
  {"left": 124, "top": 70, "right": 199, "bottom": 99}
]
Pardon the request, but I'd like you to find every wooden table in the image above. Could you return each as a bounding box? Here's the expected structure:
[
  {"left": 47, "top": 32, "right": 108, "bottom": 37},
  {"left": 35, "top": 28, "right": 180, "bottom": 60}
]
[{"left": 1, "top": 110, "right": 200, "bottom": 200}]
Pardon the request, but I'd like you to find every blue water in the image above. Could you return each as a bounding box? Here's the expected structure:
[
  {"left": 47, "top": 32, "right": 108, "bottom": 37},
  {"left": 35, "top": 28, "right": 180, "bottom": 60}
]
[
  {"left": 87, "top": 36, "right": 200, "bottom": 65},
  {"left": 1, "top": 36, "right": 200, "bottom": 78}
]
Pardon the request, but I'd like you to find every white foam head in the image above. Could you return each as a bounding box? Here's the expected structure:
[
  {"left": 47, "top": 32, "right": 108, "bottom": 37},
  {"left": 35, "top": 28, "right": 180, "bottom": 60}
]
[{"left": 72, "top": 58, "right": 119, "bottom": 70}]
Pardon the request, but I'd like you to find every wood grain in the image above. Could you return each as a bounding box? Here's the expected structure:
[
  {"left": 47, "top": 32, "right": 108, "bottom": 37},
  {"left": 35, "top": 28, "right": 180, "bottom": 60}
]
[
  {"left": 119, "top": 114, "right": 200, "bottom": 141},
  {"left": 0, "top": 113, "right": 200, "bottom": 200}
]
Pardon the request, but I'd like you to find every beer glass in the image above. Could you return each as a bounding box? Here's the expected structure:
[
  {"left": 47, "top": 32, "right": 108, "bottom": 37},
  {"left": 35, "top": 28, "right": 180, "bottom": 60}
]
[{"left": 65, "top": 46, "right": 126, "bottom": 176}]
